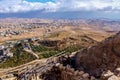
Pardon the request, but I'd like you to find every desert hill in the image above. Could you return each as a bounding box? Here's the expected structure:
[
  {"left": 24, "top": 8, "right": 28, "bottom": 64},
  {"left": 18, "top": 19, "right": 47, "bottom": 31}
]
[{"left": 0, "top": 19, "right": 118, "bottom": 43}]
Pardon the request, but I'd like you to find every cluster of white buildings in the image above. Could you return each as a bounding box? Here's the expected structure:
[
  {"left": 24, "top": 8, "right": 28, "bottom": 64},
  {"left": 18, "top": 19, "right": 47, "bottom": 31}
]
[
  {"left": 0, "top": 29, "right": 30, "bottom": 37},
  {"left": 0, "top": 45, "right": 13, "bottom": 61}
]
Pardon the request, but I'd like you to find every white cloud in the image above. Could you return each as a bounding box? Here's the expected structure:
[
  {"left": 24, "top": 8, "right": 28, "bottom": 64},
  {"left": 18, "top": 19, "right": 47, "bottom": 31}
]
[
  {"left": 0, "top": 0, "right": 120, "bottom": 13},
  {"left": 0, "top": 0, "right": 59, "bottom": 13},
  {"left": 57, "top": 0, "right": 120, "bottom": 12}
]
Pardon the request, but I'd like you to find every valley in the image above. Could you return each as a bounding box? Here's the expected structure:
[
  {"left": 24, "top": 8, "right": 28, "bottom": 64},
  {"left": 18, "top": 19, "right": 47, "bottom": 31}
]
[{"left": 0, "top": 18, "right": 119, "bottom": 80}]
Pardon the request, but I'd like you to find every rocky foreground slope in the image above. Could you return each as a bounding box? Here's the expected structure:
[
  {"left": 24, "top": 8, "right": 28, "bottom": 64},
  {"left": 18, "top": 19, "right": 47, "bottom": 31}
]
[
  {"left": 1, "top": 32, "right": 120, "bottom": 80},
  {"left": 75, "top": 32, "right": 120, "bottom": 79},
  {"left": 41, "top": 32, "right": 120, "bottom": 80}
]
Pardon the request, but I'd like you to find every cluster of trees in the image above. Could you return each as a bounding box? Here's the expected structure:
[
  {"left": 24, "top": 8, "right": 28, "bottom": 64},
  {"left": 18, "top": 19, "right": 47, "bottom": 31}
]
[
  {"left": 63, "top": 45, "right": 84, "bottom": 53},
  {"left": 31, "top": 44, "right": 49, "bottom": 52},
  {"left": 31, "top": 44, "right": 60, "bottom": 58},
  {"left": 0, "top": 42, "right": 84, "bottom": 68},
  {"left": 0, "top": 43, "right": 36, "bottom": 68},
  {"left": 31, "top": 44, "right": 84, "bottom": 58},
  {"left": 40, "top": 51, "right": 60, "bottom": 58}
]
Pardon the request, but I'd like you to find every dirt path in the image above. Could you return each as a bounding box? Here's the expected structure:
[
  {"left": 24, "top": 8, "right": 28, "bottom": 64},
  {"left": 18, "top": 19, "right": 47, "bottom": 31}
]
[{"left": 23, "top": 49, "right": 39, "bottom": 59}]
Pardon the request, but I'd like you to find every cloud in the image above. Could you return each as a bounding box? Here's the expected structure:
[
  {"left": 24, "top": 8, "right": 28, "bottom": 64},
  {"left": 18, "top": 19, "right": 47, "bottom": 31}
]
[
  {"left": 0, "top": 0, "right": 120, "bottom": 13},
  {"left": 57, "top": 0, "right": 120, "bottom": 12},
  {"left": 0, "top": 0, "right": 59, "bottom": 13}
]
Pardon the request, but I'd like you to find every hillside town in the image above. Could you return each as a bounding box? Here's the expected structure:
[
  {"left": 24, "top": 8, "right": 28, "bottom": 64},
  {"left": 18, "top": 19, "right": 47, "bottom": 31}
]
[{"left": 0, "top": 19, "right": 119, "bottom": 38}]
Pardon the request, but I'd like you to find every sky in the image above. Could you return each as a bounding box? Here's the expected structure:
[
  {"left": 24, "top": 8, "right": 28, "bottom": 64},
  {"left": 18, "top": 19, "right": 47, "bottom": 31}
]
[{"left": 0, "top": 0, "right": 120, "bottom": 20}]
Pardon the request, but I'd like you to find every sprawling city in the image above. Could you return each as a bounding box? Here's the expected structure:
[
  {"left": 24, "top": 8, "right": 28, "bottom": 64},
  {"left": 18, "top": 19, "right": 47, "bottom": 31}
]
[{"left": 0, "top": 0, "right": 120, "bottom": 80}]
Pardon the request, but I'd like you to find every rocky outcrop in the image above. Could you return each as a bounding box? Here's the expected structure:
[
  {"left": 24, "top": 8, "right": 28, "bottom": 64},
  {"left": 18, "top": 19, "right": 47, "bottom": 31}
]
[
  {"left": 38, "top": 32, "right": 120, "bottom": 80},
  {"left": 41, "top": 63, "right": 96, "bottom": 80},
  {"left": 2, "top": 32, "right": 120, "bottom": 80},
  {"left": 101, "top": 68, "right": 120, "bottom": 80},
  {"left": 75, "top": 32, "right": 120, "bottom": 78}
]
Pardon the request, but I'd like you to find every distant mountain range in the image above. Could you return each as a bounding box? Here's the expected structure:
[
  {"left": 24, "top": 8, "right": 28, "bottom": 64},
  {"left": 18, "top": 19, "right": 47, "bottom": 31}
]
[{"left": 0, "top": 11, "right": 120, "bottom": 21}]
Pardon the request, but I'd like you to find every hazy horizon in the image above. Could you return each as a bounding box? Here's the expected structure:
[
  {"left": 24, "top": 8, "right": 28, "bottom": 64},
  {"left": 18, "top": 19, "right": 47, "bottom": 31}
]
[{"left": 0, "top": 0, "right": 120, "bottom": 20}]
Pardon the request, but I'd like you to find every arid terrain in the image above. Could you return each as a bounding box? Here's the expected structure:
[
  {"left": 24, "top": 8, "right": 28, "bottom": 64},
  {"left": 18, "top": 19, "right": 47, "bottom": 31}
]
[
  {"left": 0, "top": 19, "right": 116, "bottom": 43},
  {"left": 0, "top": 0, "right": 120, "bottom": 80},
  {"left": 0, "top": 19, "right": 120, "bottom": 80}
]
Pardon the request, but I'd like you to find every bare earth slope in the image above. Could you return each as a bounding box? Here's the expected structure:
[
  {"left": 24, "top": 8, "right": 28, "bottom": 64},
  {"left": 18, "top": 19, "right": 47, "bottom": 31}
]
[{"left": 0, "top": 19, "right": 117, "bottom": 43}]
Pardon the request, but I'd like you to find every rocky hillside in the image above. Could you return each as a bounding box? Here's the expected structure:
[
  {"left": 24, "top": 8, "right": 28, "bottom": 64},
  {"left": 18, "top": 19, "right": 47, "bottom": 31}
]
[
  {"left": 2, "top": 32, "right": 120, "bottom": 80},
  {"left": 39, "top": 32, "right": 120, "bottom": 80},
  {"left": 75, "top": 32, "right": 120, "bottom": 79},
  {"left": 39, "top": 35, "right": 97, "bottom": 50}
]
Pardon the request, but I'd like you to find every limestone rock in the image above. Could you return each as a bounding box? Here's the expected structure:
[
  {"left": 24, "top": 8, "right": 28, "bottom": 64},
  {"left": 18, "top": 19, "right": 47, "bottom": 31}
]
[
  {"left": 90, "top": 76, "right": 96, "bottom": 80},
  {"left": 103, "top": 70, "right": 114, "bottom": 77},
  {"left": 82, "top": 73, "right": 89, "bottom": 78},
  {"left": 108, "top": 75, "right": 120, "bottom": 80},
  {"left": 75, "top": 32, "right": 120, "bottom": 77}
]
